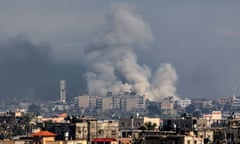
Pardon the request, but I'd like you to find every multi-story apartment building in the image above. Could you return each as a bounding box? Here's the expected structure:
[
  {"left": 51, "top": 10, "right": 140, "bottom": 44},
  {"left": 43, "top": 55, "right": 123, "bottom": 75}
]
[
  {"left": 75, "top": 119, "right": 119, "bottom": 142},
  {"left": 231, "top": 95, "right": 240, "bottom": 110},
  {"left": 102, "top": 97, "right": 112, "bottom": 111},
  {"left": 78, "top": 92, "right": 145, "bottom": 113}
]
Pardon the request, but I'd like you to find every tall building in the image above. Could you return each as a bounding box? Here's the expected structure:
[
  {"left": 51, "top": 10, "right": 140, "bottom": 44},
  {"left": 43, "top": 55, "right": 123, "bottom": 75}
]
[
  {"left": 60, "top": 80, "right": 66, "bottom": 103},
  {"left": 78, "top": 92, "right": 145, "bottom": 113}
]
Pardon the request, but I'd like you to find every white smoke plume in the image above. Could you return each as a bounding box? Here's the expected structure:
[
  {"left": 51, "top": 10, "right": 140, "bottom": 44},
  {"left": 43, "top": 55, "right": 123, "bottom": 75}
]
[{"left": 85, "top": 3, "right": 178, "bottom": 101}]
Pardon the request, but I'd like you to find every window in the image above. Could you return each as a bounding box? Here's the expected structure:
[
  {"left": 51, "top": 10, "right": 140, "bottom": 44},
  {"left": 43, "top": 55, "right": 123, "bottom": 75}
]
[
  {"left": 98, "top": 129, "right": 104, "bottom": 136},
  {"left": 111, "top": 130, "right": 116, "bottom": 135}
]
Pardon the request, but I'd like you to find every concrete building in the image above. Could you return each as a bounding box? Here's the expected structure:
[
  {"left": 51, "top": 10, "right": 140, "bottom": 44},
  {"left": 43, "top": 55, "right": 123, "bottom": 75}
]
[
  {"left": 231, "top": 95, "right": 240, "bottom": 110},
  {"left": 160, "top": 96, "right": 177, "bottom": 118},
  {"left": 78, "top": 95, "right": 99, "bottom": 110},
  {"left": 102, "top": 97, "right": 112, "bottom": 111},
  {"left": 119, "top": 117, "right": 161, "bottom": 131},
  {"left": 75, "top": 119, "right": 119, "bottom": 142},
  {"left": 176, "top": 98, "right": 192, "bottom": 108},
  {"left": 203, "top": 111, "right": 222, "bottom": 127},
  {"left": 78, "top": 95, "right": 90, "bottom": 109},
  {"left": 78, "top": 92, "right": 145, "bottom": 113},
  {"left": 96, "top": 120, "right": 119, "bottom": 140},
  {"left": 161, "top": 103, "right": 176, "bottom": 118},
  {"left": 75, "top": 121, "right": 89, "bottom": 140},
  {"left": 59, "top": 80, "right": 66, "bottom": 103}
]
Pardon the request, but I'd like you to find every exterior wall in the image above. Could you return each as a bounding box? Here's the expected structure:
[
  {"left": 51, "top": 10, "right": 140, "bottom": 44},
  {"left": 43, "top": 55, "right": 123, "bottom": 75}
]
[
  {"left": 102, "top": 97, "right": 112, "bottom": 111},
  {"left": 119, "top": 118, "right": 144, "bottom": 130},
  {"left": 197, "top": 118, "right": 210, "bottom": 129},
  {"left": 78, "top": 96, "right": 89, "bottom": 108},
  {"left": 184, "top": 136, "right": 203, "bottom": 144},
  {"left": 136, "top": 95, "right": 145, "bottom": 110},
  {"left": 161, "top": 103, "right": 176, "bottom": 117},
  {"left": 143, "top": 117, "right": 161, "bottom": 129},
  {"left": 126, "top": 97, "right": 137, "bottom": 112},
  {"left": 197, "top": 129, "right": 214, "bottom": 142},
  {"left": 75, "top": 122, "right": 89, "bottom": 140},
  {"left": 112, "top": 97, "right": 121, "bottom": 110},
  {"left": 78, "top": 95, "right": 99, "bottom": 109},
  {"left": 0, "top": 140, "right": 14, "bottom": 144},
  {"left": 211, "top": 111, "right": 222, "bottom": 121},
  {"left": 96, "top": 120, "right": 119, "bottom": 139},
  {"left": 79, "top": 93, "right": 145, "bottom": 113},
  {"left": 43, "top": 136, "right": 55, "bottom": 144},
  {"left": 203, "top": 111, "right": 222, "bottom": 126},
  {"left": 89, "top": 120, "right": 98, "bottom": 141}
]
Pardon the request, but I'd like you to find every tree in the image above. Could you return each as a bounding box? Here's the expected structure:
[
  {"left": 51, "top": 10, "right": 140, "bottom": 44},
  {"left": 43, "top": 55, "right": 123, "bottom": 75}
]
[{"left": 139, "top": 122, "right": 157, "bottom": 130}]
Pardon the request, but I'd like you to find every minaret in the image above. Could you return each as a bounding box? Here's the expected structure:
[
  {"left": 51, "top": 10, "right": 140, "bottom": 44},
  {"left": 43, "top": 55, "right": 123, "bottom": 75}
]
[{"left": 60, "top": 80, "right": 66, "bottom": 103}]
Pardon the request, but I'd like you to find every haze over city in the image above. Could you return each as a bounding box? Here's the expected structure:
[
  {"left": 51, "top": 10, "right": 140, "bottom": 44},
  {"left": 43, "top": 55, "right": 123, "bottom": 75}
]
[{"left": 0, "top": 1, "right": 240, "bottom": 102}]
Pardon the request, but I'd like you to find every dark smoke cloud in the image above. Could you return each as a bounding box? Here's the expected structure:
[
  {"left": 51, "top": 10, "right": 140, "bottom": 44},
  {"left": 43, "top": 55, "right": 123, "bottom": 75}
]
[
  {"left": 0, "top": 36, "right": 52, "bottom": 101},
  {"left": 0, "top": 36, "right": 86, "bottom": 102}
]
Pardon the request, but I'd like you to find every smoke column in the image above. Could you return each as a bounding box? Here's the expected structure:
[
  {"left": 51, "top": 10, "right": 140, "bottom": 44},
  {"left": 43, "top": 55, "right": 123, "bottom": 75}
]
[{"left": 85, "top": 3, "right": 178, "bottom": 101}]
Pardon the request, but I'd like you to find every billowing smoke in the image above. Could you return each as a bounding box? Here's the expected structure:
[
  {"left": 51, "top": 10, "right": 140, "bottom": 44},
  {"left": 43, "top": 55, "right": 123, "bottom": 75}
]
[
  {"left": 85, "top": 3, "right": 178, "bottom": 101},
  {"left": 0, "top": 36, "right": 52, "bottom": 101},
  {"left": 149, "top": 63, "right": 178, "bottom": 101}
]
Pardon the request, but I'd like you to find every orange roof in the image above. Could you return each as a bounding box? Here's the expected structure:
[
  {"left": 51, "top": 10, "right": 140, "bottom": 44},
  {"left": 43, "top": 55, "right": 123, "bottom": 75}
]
[
  {"left": 57, "top": 113, "right": 68, "bottom": 118},
  {"left": 32, "top": 130, "right": 56, "bottom": 137}
]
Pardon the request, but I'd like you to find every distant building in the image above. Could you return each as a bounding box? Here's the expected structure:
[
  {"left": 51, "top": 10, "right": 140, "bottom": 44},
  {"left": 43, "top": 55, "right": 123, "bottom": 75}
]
[
  {"left": 203, "top": 111, "right": 222, "bottom": 127},
  {"left": 176, "top": 98, "right": 191, "bottom": 108},
  {"left": 78, "top": 92, "right": 145, "bottom": 113},
  {"left": 59, "top": 80, "right": 66, "bottom": 103},
  {"left": 231, "top": 95, "right": 240, "bottom": 111},
  {"left": 160, "top": 96, "right": 178, "bottom": 118},
  {"left": 78, "top": 94, "right": 99, "bottom": 110},
  {"left": 102, "top": 97, "right": 112, "bottom": 111}
]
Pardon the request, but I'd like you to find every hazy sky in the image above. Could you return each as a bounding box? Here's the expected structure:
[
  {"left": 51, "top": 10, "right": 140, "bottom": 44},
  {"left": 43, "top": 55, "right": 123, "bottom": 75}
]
[{"left": 0, "top": 0, "right": 240, "bottom": 101}]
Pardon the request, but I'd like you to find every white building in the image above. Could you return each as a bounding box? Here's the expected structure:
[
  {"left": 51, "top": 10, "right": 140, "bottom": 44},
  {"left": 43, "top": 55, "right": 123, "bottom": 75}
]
[
  {"left": 176, "top": 98, "right": 192, "bottom": 108},
  {"left": 203, "top": 111, "right": 222, "bottom": 127}
]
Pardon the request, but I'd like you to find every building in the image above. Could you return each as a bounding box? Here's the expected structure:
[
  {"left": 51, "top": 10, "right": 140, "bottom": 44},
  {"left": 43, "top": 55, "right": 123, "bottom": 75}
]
[
  {"left": 160, "top": 96, "right": 177, "bottom": 118},
  {"left": 102, "top": 97, "right": 112, "bottom": 111},
  {"left": 32, "top": 130, "right": 56, "bottom": 144},
  {"left": 203, "top": 111, "right": 222, "bottom": 127},
  {"left": 119, "top": 117, "right": 160, "bottom": 131},
  {"left": 78, "top": 95, "right": 99, "bottom": 110},
  {"left": 78, "top": 92, "right": 145, "bottom": 113},
  {"left": 231, "top": 95, "right": 240, "bottom": 111},
  {"left": 176, "top": 98, "right": 192, "bottom": 108},
  {"left": 59, "top": 80, "right": 66, "bottom": 103}
]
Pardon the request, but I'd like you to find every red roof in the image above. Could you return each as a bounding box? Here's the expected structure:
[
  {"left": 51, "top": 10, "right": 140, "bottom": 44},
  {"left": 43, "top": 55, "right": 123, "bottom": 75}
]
[
  {"left": 32, "top": 130, "right": 56, "bottom": 137},
  {"left": 92, "top": 138, "right": 116, "bottom": 142},
  {"left": 57, "top": 113, "right": 68, "bottom": 118}
]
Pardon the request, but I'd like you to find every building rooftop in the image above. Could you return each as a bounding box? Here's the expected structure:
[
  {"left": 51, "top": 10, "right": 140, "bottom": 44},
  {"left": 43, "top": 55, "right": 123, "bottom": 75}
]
[{"left": 32, "top": 130, "right": 56, "bottom": 137}]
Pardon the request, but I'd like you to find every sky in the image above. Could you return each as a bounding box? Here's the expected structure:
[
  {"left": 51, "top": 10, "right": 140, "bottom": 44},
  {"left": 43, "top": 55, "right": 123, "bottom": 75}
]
[{"left": 0, "top": 0, "right": 240, "bottom": 102}]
